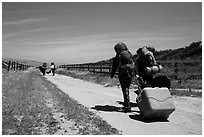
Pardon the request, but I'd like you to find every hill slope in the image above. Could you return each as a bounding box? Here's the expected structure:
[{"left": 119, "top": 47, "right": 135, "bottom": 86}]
[
  {"left": 154, "top": 41, "right": 202, "bottom": 60},
  {"left": 97, "top": 41, "right": 202, "bottom": 64},
  {"left": 2, "top": 58, "right": 44, "bottom": 67}
]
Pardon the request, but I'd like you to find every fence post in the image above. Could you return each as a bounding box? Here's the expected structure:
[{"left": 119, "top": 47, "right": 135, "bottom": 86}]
[
  {"left": 11, "top": 61, "right": 13, "bottom": 70},
  {"left": 22, "top": 64, "right": 24, "bottom": 70},
  {"left": 109, "top": 63, "right": 112, "bottom": 74},
  {"left": 80, "top": 64, "right": 82, "bottom": 71},
  {"left": 100, "top": 62, "right": 102, "bottom": 72},
  {"left": 7, "top": 61, "right": 11, "bottom": 71},
  {"left": 13, "top": 62, "right": 16, "bottom": 71},
  {"left": 92, "top": 64, "right": 95, "bottom": 73},
  {"left": 20, "top": 64, "right": 22, "bottom": 71},
  {"left": 12, "top": 61, "right": 14, "bottom": 70},
  {"left": 174, "top": 62, "right": 178, "bottom": 80},
  {"left": 16, "top": 62, "right": 19, "bottom": 71}
]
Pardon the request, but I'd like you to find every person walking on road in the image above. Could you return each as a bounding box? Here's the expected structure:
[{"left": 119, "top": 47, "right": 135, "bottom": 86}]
[
  {"left": 50, "top": 62, "right": 56, "bottom": 76},
  {"left": 136, "top": 46, "right": 160, "bottom": 87},
  {"left": 110, "top": 42, "right": 135, "bottom": 112},
  {"left": 39, "top": 63, "right": 47, "bottom": 76}
]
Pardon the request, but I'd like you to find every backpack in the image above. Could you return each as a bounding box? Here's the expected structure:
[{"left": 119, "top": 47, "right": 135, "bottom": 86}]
[
  {"left": 51, "top": 64, "right": 55, "bottom": 69},
  {"left": 119, "top": 50, "right": 135, "bottom": 82},
  {"left": 114, "top": 42, "right": 133, "bottom": 65},
  {"left": 119, "top": 50, "right": 133, "bottom": 65},
  {"left": 144, "top": 51, "right": 157, "bottom": 66}
]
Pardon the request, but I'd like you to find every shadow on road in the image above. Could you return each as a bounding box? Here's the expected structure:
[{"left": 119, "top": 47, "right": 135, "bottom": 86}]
[
  {"left": 91, "top": 105, "right": 122, "bottom": 112},
  {"left": 116, "top": 101, "right": 137, "bottom": 107},
  {"left": 91, "top": 105, "right": 140, "bottom": 113},
  {"left": 129, "top": 114, "right": 169, "bottom": 123},
  {"left": 91, "top": 105, "right": 168, "bottom": 123},
  {"left": 91, "top": 100, "right": 139, "bottom": 113},
  {"left": 91, "top": 100, "right": 169, "bottom": 123}
]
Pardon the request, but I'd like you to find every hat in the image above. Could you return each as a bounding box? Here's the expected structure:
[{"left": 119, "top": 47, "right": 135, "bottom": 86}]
[
  {"left": 137, "top": 48, "right": 142, "bottom": 54},
  {"left": 114, "top": 42, "right": 127, "bottom": 53}
]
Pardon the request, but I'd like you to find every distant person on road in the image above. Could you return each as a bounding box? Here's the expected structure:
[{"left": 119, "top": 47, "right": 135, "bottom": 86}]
[
  {"left": 39, "top": 63, "right": 47, "bottom": 76},
  {"left": 110, "top": 42, "right": 135, "bottom": 112},
  {"left": 136, "top": 46, "right": 161, "bottom": 87},
  {"left": 50, "top": 62, "right": 56, "bottom": 76}
]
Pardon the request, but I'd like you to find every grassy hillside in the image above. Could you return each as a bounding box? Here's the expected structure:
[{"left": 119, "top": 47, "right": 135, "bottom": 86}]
[
  {"left": 2, "top": 58, "right": 44, "bottom": 67},
  {"left": 154, "top": 41, "right": 202, "bottom": 60},
  {"left": 97, "top": 41, "right": 202, "bottom": 64}
]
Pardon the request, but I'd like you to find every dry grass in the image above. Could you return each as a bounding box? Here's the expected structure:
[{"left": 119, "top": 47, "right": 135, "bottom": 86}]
[
  {"left": 2, "top": 68, "right": 120, "bottom": 135},
  {"left": 57, "top": 69, "right": 202, "bottom": 98}
]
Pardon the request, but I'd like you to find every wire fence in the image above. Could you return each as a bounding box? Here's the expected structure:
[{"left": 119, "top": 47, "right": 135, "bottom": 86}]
[
  {"left": 59, "top": 60, "right": 202, "bottom": 80},
  {"left": 3, "top": 61, "right": 33, "bottom": 71}
]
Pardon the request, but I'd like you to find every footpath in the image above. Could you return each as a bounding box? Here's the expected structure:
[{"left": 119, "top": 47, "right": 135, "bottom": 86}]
[{"left": 45, "top": 74, "right": 202, "bottom": 135}]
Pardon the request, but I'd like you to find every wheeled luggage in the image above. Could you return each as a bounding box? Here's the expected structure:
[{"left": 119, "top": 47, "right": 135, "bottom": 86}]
[{"left": 136, "top": 87, "right": 175, "bottom": 119}]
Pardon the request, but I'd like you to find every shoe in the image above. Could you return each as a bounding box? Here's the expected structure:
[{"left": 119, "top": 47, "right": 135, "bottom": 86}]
[
  {"left": 118, "top": 107, "right": 124, "bottom": 112},
  {"left": 134, "top": 90, "right": 140, "bottom": 96},
  {"left": 118, "top": 107, "right": 131, "bottom": 113},
  {"left": 124, "top": 107, "right": 131, "bottom": 113}
]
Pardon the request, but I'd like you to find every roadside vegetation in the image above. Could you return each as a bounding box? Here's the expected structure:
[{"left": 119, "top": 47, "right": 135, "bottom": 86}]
[
  {"left": 2, "top": 68, "right": 120, "bottom": 135},
  {"left": 57, "top": 69, "right": 202, "bottom": 98}
]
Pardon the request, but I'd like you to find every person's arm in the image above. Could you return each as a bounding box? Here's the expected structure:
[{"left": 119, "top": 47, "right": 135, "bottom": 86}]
[
  {"left": 110, "top": 55, "right": 119, "bottom": 78},
  {"left": 147, "top": 52, "right": 157, "bottom": 66}
]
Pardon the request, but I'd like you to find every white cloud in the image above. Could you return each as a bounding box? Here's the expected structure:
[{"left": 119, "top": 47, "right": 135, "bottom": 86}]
[
  {"left": 2, "top": 27, "right": 72, "bottom": 39},
  {"left": 3, "top": 18, "right": 48, "bottom": 26}
]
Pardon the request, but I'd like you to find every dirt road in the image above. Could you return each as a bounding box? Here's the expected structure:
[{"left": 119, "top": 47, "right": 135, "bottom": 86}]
[{"left": 45, "top": 74, "right": 202, "bottom": 135}]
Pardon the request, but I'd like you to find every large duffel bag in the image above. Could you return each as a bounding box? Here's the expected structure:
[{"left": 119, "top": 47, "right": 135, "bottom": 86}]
[
  {"left": 152, "top": 75, "right": 171, "bottom": 89},
  {"left": 145, "top": 65, "right": 163, "bottom": 75},
  {"left": 136, "top": 87, "right": 175, "bottom": 119}
]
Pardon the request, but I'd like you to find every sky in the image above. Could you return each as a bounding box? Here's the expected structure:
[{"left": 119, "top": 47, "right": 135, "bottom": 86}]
[{"left": 2, "top": 2, "right": 202, "bottom": 65}]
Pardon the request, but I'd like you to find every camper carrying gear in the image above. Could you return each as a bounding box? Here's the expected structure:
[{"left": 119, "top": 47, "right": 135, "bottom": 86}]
[
  {"left": 136, "top": 47, "right": 157, "bottom": 75},
  {"left": 51, "top": 62, "right": 56, "bottom": 76},
  {"left": 111, "top": 42, "right": 136, "bottom": 112},
  {"left": 112, "top": 42, "right": 136, "bottom": 83},
  {"left": 111, "top": 42, "right": 136, "bottom": 78},
  {"left": 136, "top": 46, "right": 161, "bottom": 87}
]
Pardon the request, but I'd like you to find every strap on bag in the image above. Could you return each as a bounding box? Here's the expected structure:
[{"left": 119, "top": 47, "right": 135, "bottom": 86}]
[
  {"left": 136, "top": 93, "right": 142, "bottom": 103},
  {"left": 135, "top": 76, "right": 144, "bottom": 103}
]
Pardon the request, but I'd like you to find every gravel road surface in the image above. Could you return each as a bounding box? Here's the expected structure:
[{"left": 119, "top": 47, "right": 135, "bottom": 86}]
[{"left": 45, "top": 74, "right": 202, "bottom": 135}]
